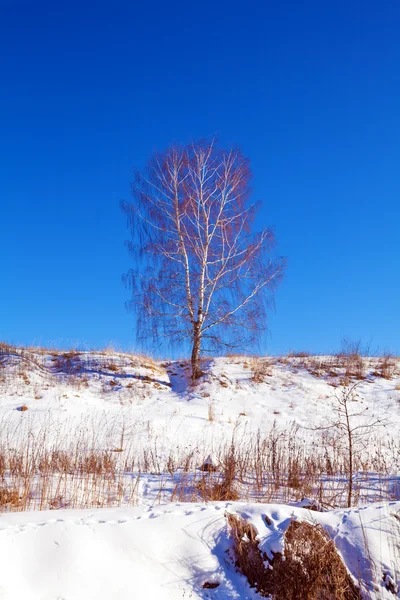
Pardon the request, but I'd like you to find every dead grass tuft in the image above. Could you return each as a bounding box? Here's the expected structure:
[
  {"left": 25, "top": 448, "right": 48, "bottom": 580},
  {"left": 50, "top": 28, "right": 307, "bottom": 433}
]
[
  {"left": 103, "top": 360, "right": 119, "bottom": 372},
  {"left": 201, "top": 478, "right": 239, "bottom": 501},
  {"left": 373, "top": 353, "right": 397, "bottom": 380},
  {"left": 227, "top": 513, "right": 268, "bottom": 591},
  {"left": 197, "top": 446, "right": 239, "bottom": 501},
  {"left": 52, "top": 350, "right": 81, "bottom": 375},
  {"left": 251, "top": 357, "right": 273, "bottom": 383},
  {"left": 227, "top": 514, "right": 361, "bottom": 600},
  {"left": 0, "top": 487, "right": 20, "bottom": 507},
  {"left": 271, "top": 520, "right": 361, "bottom": 599}
]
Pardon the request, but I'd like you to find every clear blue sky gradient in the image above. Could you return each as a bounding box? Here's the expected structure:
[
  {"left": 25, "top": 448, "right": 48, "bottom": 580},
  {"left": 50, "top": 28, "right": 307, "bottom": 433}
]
[{"left": 1, "top": 0, "right": 399, "bottom": 356}]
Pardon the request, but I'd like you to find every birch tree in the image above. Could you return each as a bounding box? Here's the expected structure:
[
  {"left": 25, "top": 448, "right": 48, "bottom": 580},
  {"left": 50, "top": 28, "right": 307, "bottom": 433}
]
[{"left": 122, "top": 140, "right": 285, "bottom": 380}]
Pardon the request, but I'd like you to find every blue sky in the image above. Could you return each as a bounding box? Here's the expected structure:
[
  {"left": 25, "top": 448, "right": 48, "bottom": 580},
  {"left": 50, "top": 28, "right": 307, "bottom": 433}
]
[{"left": 1, "top": 0, "right": 399, "bottom": 356}]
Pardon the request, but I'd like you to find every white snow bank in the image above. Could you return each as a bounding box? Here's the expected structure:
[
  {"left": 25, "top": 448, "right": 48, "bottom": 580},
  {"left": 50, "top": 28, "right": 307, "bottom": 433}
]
[{"left": 0, "top": 501, "right": 398, "bottom": 599}]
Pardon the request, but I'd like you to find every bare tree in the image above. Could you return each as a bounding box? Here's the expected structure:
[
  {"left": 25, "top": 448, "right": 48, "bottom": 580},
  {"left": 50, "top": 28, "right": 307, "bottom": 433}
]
[
  {"left": 122, "top": 140, "right": 285, "bottom": 380},
  {"left": 315, "top": 383, "right": 384, "bottom": 507}
]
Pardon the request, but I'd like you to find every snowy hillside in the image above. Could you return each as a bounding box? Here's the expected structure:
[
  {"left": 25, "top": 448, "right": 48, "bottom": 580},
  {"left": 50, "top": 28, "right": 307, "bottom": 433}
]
[
  {"left": 0, "top": 344, "right": 399, "bottom": 598},
  {"left": 0, "top": 345, "right": 399, "bottom": 509}
]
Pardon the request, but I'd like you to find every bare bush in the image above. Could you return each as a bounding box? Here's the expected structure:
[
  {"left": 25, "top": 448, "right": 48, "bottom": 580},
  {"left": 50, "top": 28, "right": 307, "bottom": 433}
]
[
  {"left": 314, "top": 383, "right": 384, "bottom": 507},
  {"left": 337, "top": 338, "right": 366, "bottom": 381}
]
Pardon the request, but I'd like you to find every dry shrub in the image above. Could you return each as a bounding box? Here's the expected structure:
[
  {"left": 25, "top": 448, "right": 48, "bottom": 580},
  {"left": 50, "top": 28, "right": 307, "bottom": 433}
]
[
  {"left": 0, "top": 487, "right": 20, "bottom": 507},
  {"left": 0, "top": 341, "right": 16, "bottom": 354},
  {"left": 18, "top": 404, "right": 29, "bottom": 412},
  {"left": 199, "top": 477, "right": 239, "bottom": 501},
  {"left": 198, "top": 447, "right": 239, "bottom": 501},
  {"left": 252, "top": 357, "right": 273, "bottom": 383},
  {"left": 52, "top": 350, "right": 81, "bottom": 374},
  {"left": 227, "top": 513, "right": 267, "bottom": 589},
  {"left": 373, "top": 353, "right": 397, "bottom": 380},
  {"left": 20, "top": 371, "right": 30, "bottom": 385},
  {"left": 337, "top": 339, "right": 366, "bottom": 381},
  {"left": 0, "top": 342, "right": 15, "bottom": 370},
  {"left": 288, "top": 350, "right": 311, "bottom": 358},
  {"left": 227, "top": 515, "right": 361, "bottom": 600},
  {"left": 133, "top": 351, "right": 161, "bottom": 370},
  {"left": 103, "top": 360, "right": 119, "bottom": 372},
  {"left": 26, "top": 344, "right": 56, "bottom": 356}
]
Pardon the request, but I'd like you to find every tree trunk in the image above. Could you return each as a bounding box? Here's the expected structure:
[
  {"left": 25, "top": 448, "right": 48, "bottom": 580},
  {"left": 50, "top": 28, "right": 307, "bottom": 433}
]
[
  {"left": 345, "top": 401, "right": 353, "bottom": 508},
  {"left": 191, "top": 323, "right": 202, "bottom": 381},
  {"left": 347, "top": 428, "right": 353, "bottom": 508}
]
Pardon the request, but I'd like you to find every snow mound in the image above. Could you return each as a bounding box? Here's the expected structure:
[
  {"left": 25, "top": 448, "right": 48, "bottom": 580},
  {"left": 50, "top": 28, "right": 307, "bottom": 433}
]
[{"left": 0, "top": 501, "right": 398, "bottom": 599}]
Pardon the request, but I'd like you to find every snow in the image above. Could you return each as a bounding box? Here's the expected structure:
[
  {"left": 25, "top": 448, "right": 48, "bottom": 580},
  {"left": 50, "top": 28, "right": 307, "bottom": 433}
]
[
  {"left": 1, "top": 352, "right": 399, "bottom": 453},
  {"left": 1, "top": 351, "right": 399, "bottom": 505},
  {"left": 0, "top": 501, "right": 398, "bottom": 599},
  {"left": 0, "top": 348, "right": 399, "bottom": 597}
]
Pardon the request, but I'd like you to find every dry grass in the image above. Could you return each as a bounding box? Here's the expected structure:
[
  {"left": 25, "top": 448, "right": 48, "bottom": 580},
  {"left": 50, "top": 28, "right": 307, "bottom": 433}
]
[
  {"left": 0, "top": 487, "right": 20, "bottom": 507},
  {"left": 271, "top": 520, "right": 361, "bottom": 599},
  {"left": 0, "top": 412, "right": 396, "bottom": 511},
  {"left": 251, "top": 357, "right": 273, "bottom": 383},
  {"left": 103, "top": 360, "right": 119, "bottom": 372},
  {"left": 227, "top": 513, "right": 267, "bottom": 590},
  {"left": 51, "top": 351, "right": 81, "bottom": 374},
  {"left": 288, "top": 350, "right": 311, "bottom": 358},
  {"left": 227, "top": 514, "right": 361, "bottom": 599},
  {"left": 259, "top": 344, "right": 399, "bottom": 386},
  {"left": 197, "top": 475, "right": 240, "bottom": 501},
  {"left": 196, "top": 449, "right": 239, "bottom": 501},
  {"left": 373, "top": 353, "right": 398, "bottom": 379},
  {"left": 0, "top": 342, "right": 158, "bottom": 402},
  {"left": 0, "top": 429, "right": 140, "bottom": 511}
]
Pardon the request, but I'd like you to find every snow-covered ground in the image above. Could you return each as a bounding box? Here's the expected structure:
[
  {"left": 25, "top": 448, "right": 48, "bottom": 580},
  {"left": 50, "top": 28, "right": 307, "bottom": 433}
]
[
  {"left": 1, "top": 349, "right": 399, "bottom": 452},
  {"left": 0, "top": 348, "right": 399, "bottom": 506},
  {"left": 0, "top": 500, "right": 398, "bottom": 599},
  {"left": 0, "top": 346, "right": 399, "bottom": 597}
]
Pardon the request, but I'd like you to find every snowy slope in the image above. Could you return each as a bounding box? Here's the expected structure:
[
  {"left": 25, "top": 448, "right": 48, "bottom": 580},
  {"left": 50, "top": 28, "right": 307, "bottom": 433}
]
[
  {"left": 0, "top": 348, "right": 400, "bottom": 598},
  {"left": 0, "top": 349, "right": 399, "bottom": 508},
  {"left": 1, "top": 351, "right": 399, "bottom": 451}
]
